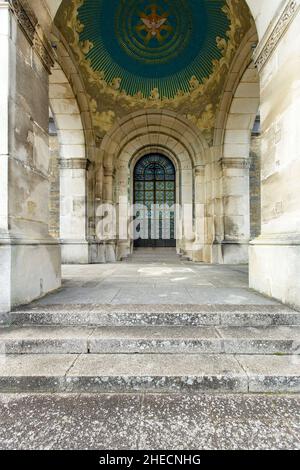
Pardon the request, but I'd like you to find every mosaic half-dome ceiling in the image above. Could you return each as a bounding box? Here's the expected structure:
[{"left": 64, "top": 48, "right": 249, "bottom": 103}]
[{"left": 55, "top": 0, "right": 253, "bottom": 141}]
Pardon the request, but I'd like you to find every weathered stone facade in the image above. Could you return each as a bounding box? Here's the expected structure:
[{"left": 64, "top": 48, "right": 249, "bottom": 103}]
[{"left": 250, "top": 0, "right": 300, "bottom": 309}]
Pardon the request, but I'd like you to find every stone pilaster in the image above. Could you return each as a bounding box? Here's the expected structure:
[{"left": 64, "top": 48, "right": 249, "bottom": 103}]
[
  {"left": 192, "top": 166, "right": 206, "bottom": 262},
  {"left": 101, "top": 166, "right": 116, "bottom": 262},
  {"left": 221, "top": 157, "right": 251, "bottom": 264},
  {"left": 103, "top": 167, "right": 114, "bottom": 204},
  {"left": 59, "top": 158, "right": 89, "bottom": 264},
  {"left": 90, "top": 145, "right": 106, "bottom": 263}
]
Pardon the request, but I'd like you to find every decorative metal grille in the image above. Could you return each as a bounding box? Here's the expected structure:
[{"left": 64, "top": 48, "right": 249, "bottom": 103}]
[{"left": 134, "top": 154, "right": 176, "bottom": 247}]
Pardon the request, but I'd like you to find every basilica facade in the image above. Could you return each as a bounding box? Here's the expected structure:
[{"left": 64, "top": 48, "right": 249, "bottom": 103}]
[{"left": 0, "top": 0, "right": 300, "bottom": 312}]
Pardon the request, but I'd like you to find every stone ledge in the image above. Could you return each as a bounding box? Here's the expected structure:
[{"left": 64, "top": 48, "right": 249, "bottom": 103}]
[
  {"left": 9, "top": 304, "right": 300, "bottom": 328},
  {"left": 221, "top": 157, "right": 251, "bottom": 169},
  {"left": 0, "top": 353, "right": 299, "bottom": 393},
  {"left": 59, "top": 158, "right": 90, "bottom": 170},
  {"left": 0, "top": 325, "right": 300, "bottom": 356},
  {"left": 250, "top": 234, "right": 300, "bottom": 246},
  {"left": 0, "top": 237, "right": 60, "bottom": 246}
]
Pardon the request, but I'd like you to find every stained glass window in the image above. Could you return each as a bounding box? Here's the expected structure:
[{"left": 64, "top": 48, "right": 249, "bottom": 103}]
[{"left": 134, "top": 154, "right": 176, "bottom": 247}]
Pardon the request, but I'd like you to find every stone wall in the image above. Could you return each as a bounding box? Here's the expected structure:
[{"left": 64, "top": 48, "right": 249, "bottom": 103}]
[
  {"left": 250, "top": 3, "right": 300, "bottom": 309},
  {"left": 0, "top": 2, "right": 61, "bottom": 313}
]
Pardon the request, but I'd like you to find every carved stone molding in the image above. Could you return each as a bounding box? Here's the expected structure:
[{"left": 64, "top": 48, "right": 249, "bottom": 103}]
[
  {"left": 254, "top": 0, "right": 300, "bottom": 72},
  {"left": 221, "top": 158, "right": 250, "bottom": 170},
  {"left": 104, "top": 168, "right": 115, "bottom": 178},
  {"left": 9, "top": 0, "right": 54, "bottom": 73},
  {"left": 59, "top": 158, "right": 89, "bottom": 170},
  {"left": 194, "top": 165, "right": 205, "bottom": 177},
  {"left": 95, "top": 135, "right": 103, "bottom": 148}
]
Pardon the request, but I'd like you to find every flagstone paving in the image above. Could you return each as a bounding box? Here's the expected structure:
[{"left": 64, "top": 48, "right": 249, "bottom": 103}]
[{"left": 0, "top": 393, "right": 299, "bottom": 450}]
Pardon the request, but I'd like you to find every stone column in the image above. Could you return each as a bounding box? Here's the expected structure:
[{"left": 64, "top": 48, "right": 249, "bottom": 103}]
[
  {"left": 221, "top": 157, "right": 251, "bottom": 264},
  {"left": 0, "top": 1, "right": 61, "bottom": 315},
  {"left": 192, "top": 165, "right": 206, "bottom": 261},
  {"left": 103, "top": 166, "right": 116, "bottom": 262},
  {"left": 90, "top": 145, "right": 106, "bottom": 263},
  {"left": 59, "top": 158, "right": 89, "bottom": 263},
  {"left": 116, "top": 158, "right": 130, "bottom": 261},
  {"left": 178, "top": 168, "right": 194, "bottom": 258},
  {"left": 250, "top": 1, "right": 300, "bottom": 308}
]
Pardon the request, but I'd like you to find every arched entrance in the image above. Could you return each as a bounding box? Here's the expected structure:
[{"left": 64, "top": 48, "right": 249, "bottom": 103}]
[{"left": 133, "top": 154, "right": 176, "bottom": 248}]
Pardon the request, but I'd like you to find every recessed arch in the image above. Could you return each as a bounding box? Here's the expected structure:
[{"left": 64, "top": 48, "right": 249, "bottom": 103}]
[
  {"left": 98, "top": 110, "right": 206, "bottom": 259},
  {"left": 49, "top": 62, "right": 86, "bottom": 162},
  {"left": 223, "top": 62, "right": 260, "bottom": 162},
  {"left": 218, "top": 60, "right": 260, "bottom": 264},
  {"left": 49, "top": 60, "right": 90, "bottom": 263},
  {"left": 101, "top": 110, "right": 207, "bottom": 169}
]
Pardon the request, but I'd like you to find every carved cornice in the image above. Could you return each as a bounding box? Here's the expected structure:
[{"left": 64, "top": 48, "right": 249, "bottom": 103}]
[
  {"left": 9, "top": 0, "right": 54, "bottom": 73},
  {"left": 221, "top": 158, "right": 250, "bottom": 170},
  {"left": 59, "top": 158, "right": 89, "bottom": 170},
  {"left": 254, "top": 0, "right": 300, "bottom": 72}
]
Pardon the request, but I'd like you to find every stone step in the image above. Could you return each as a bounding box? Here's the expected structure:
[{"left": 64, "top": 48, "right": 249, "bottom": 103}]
[
  {"left": 1, "top": 326, "right": 300, "bottom": 355},
  {"left": 0, "top": 353, "right": 299, "bottom": 393},
  {"left": 9, "top": 304, "right": 300, "bottom": 327}
]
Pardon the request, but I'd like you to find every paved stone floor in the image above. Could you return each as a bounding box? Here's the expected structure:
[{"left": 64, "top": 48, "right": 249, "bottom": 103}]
[
  {"left": 32, "top": 249, "right": 278, "bottom": 306},
  {"left": 4, "top": 250, "right": 293, "bottom": 450},
  {"left": 0, "top": 393, "right": 299, "bottom": 450}
]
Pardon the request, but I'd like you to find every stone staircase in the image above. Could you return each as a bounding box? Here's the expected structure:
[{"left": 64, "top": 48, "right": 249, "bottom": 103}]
[{"left": 0, "top": 304, "right": 300, "bottom": 393}]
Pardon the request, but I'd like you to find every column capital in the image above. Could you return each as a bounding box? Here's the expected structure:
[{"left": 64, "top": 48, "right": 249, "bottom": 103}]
[
  {"left": 104, "top": 168, "right": 114, "bottom": 178},
  {"left": 221, "top": 158, "right": 250, "bottom": 170},
  {"left": 59, "top": 158, "right": 89, "bottom": 170},
  {"left": 194, "top": 165, "right": 205, "bottom": 176}
]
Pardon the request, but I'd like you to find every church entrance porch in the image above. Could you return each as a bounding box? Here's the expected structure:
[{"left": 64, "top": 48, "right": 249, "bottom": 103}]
[
  {"left": 1, "top": 254, "right": 300, "bottom": 394},
  {"left": 22, "top": 252, "right": 273, "bottom": 306}
]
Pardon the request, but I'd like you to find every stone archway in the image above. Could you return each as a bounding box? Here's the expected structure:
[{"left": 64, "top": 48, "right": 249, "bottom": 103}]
[
  {"left": 49, "top": 61, "right": 89, "bottom": 264},
  {"left": 97, "top": 110, "right": 208, "bottom": 262},
  {"left": 221, "top": 62, "right": 260, "bottom": 263}
]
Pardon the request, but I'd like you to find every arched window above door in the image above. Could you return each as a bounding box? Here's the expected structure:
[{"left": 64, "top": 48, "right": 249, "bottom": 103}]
[{"left": 134, "top": 154, "right": 175, "bottom": 182}]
